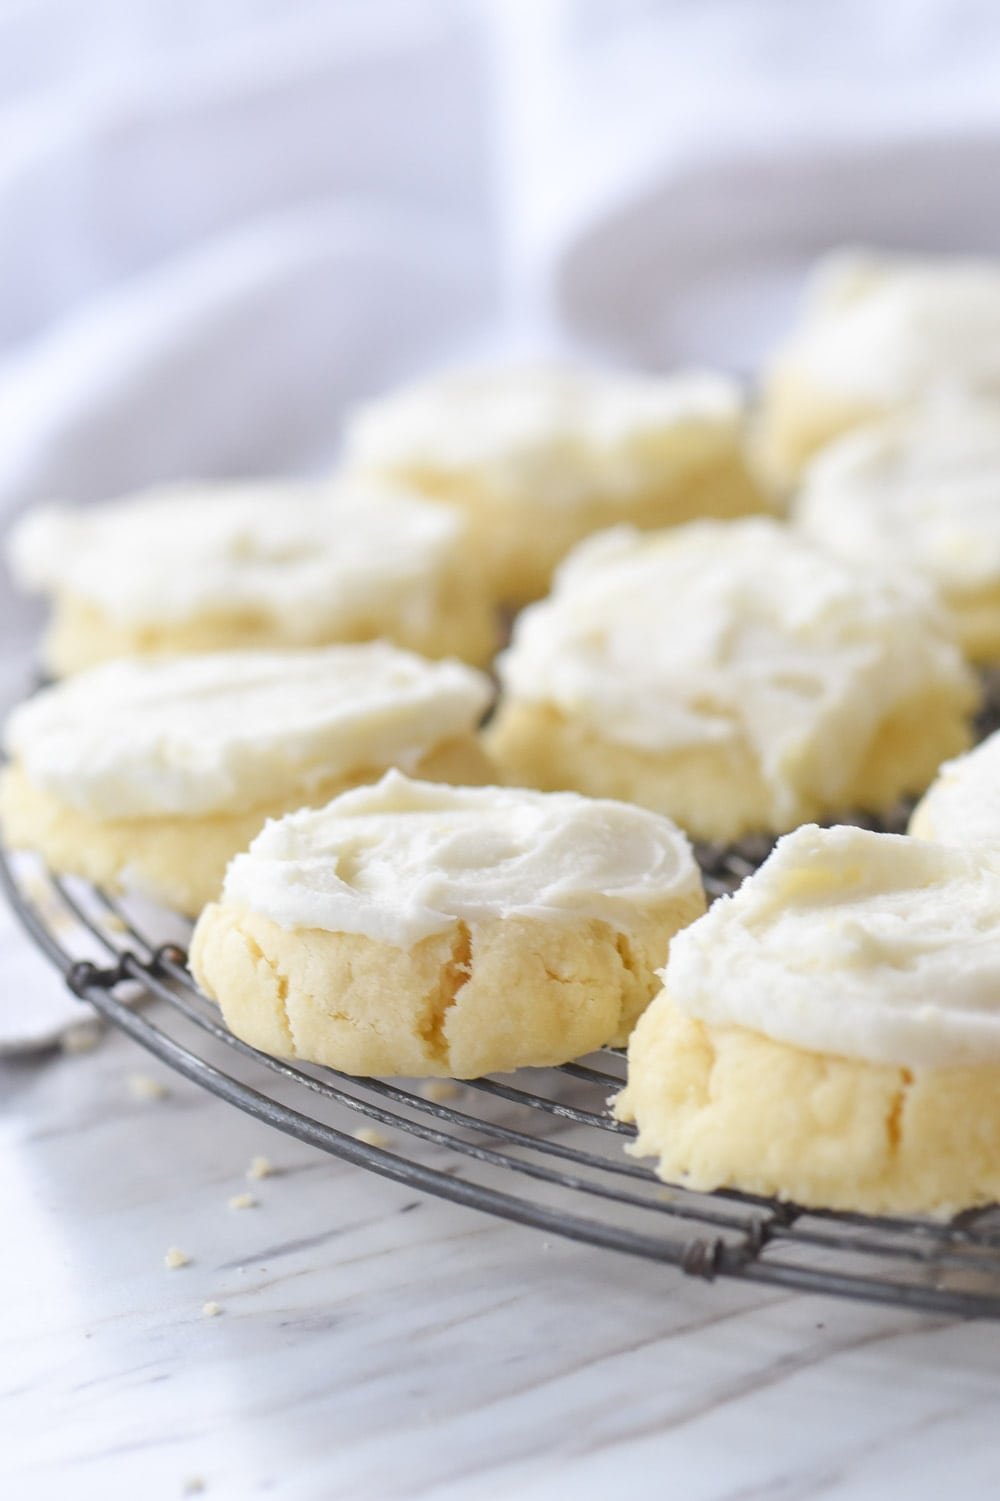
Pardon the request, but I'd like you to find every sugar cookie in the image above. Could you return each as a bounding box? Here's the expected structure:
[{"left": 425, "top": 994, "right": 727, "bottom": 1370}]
[
  {"left": 488, "top": 519, "right": 976, "bottom": 841},
  {"left": 190, "top": 772, "right": 706, "bottom": 1076},
  {"left": 617, "top": 824, "right": 1000, "bottom": 1215},
  {"left": 796, "top": 400, "right": 1000, "bottom": 661},
  {"left": 345, "top": 365, "right": 769, "bottom": 602},
  {"left": 8, "top": 478, "right": 496, "bottom": 674},
  {"left": 758, "top": 249, "right": 1000, "bottom": 485},
  {"left": 0, "top": 645, "right": 494, "bottom": 914}
]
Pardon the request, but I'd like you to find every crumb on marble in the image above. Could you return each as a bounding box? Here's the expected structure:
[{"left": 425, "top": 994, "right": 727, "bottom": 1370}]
[
  {"left": 181, "top": 1479, "right": 206, "bottom": 1496},
  {"left": 420, "top": 1080, "right": 461, "bottom": 1104},
  {"left": 165, "top": 1246, "right": 191, "bottom": 1270},
  {"left": 227, "top": 1192, "right": 258, "bottom": 1211},
  {"left": 353, "top": 1126, "right": 393, "bottom": 1149},
  {"left": 61, "top": 1022, "right": 102, "bottom": 1054},
  {"left": 128, "top": 1071, "right": 169, "bottom": 1102},
  {"left": 202, "top": 1301, "right": 223, "bottom": 1318},
  {"left": 246, "top": 1155, "right": 275, "bottom": 1180}
]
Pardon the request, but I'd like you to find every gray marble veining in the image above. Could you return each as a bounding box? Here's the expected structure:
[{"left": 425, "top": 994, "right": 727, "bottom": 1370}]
[{"left": 4, "top": 1014, "right": 1000, "bottom": 1501}]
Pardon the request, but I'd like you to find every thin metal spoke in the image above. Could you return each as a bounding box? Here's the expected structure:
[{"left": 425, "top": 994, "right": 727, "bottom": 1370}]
[{"left": 463, "top": 1075, "right": 636, "bottom": 1134}]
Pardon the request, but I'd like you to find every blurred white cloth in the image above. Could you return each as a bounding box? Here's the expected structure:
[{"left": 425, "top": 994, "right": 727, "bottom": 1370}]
[
  {"left": 5, "top": 0, "right": 1000, "bottom": 520},
  {"left": 5, "top": 0, "right": 1000, "bottom": 1044}
]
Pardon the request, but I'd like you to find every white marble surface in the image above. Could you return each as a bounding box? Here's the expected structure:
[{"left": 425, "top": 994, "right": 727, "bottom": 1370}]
[{"left": 4, "top": 990, "right": 1000, "bottom": 1501}]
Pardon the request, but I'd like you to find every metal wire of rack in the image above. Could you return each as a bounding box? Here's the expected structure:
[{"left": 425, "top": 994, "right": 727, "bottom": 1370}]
[{"left": 6, "top": 829, "right": 1000, "bottom": 1321}]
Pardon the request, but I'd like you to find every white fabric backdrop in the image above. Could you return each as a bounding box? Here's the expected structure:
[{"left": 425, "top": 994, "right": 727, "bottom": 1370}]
[{"left": 4, "top": 0, "right": 1000, "bottom": 516}]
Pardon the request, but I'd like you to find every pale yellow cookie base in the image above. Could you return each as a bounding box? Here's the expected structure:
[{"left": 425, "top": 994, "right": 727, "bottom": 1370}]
[
  {"left": 753, "top": 369, "right": 888, "bottom": 491},
  {"left": 615, "top": 994, "right": 1000, "bottom": 1216},
  {"left": 488, "top": 703, "right": 771, "bottom": 840},
  {"left": 189, "top": 889, "right": 706, "bottom": 1078},
  {"left": 382, "top": 449, "right": 773, "bottom": 605},
  {"left": 41, "top": 584, "right": 499, "bottom": 676},
  {"left": 0, "top": 737, "right": 494, "bottom": 917},
  {"left": 486, "top": 692, "right": 973, "bottom": 842}
]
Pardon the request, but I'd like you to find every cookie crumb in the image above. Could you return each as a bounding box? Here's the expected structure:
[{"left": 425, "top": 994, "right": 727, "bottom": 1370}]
[
  {"left": 128, "top": 1072, "right": 169, "bottom": 1102},
  {"left": 181, "top": 1479, "right": 206, "bottom": 1496},
  {"left": 657, "top": 1188, "right": 674, "bottom": 1203},
  {"left": 103, "top": 911, "right": 129, "bottom": 933},
  {"left": 227, "top": 1192, "right": 257, "bottom": 1211},
  {"left": 62, "top": 1022, "right": 101, "bottom": 1054},
  {"left": 202, "top": 1301, "right": 223, "bottom": 1318},
  {"left": 353, "top": 1126, "right": 392, "bottom": 1149},
  {"left": 165, "top": 1247, "right": 191, "bottom": 1269},
  {"left": 246, "top": 1155, "right": 274, "bottom": 1180},
  {"left": 420, "top": 1080, "right": 461, "bottom": 1103}
]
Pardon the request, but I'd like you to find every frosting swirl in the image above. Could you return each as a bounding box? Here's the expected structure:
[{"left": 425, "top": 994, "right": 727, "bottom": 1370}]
[
  {"left": 7, "top": 478, "right": 466, "bottom": 629},
  {"left": 497, "top": 518, "right": 974, "bottom": 824},
  {"left": 665, "top": 823, "right": 1000, "bottom": 1068},
  {"left": 913, "top": 730, "right": 1000, "bottom": 847},
  {"left": 770, "top": 249, "right": 1000, "bottom": 405},
  {"left": 221, "top": 771, "right": 704, "bottom": 944},
  {"left": 346, "top": 365, "right": 744, "bottom": 506},
  {"left": 4, "top": 645, "right": 492, "bottom": 819},
  {"left": 796, "top": 400, "right": 1000, "bottom": 597}
]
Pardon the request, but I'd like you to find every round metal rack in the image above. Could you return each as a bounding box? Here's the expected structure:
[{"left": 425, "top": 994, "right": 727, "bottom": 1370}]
[{"left": 6, "top": 831, "right": 1000, "bottom": 1321}]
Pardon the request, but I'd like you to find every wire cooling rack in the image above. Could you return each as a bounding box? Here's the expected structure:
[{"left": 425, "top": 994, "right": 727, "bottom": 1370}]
[{"left": 5, "top": 832, "right": 1000, "bottom": 1320}]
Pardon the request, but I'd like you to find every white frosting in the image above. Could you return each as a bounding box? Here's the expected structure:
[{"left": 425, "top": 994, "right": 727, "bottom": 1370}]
[
  {"left": 222, "top": 770, "right": 703, "bottom": 944},
  {"left": 346, "top": 365, "right": 744, "bottom": 506},
  {"left": 796, "top": 401, "right": 1000, "bottom": 597},
  {"left": 772, "top": 249, "right": 1000, "bottom": 405},
  {"left": 4, "top": 645, "right": 492, "bottom": 819},
  {"left": 665, "top": 823, "right": 1000, "bottom": 1069},
  {"left": 497, "top": 518, "right": 974, "bottom": 824},
  {"left": 6, "top": 478, "right": 465, "bottom": 628},
  {"left": 916, "top": 731, "right": 1000, "bottom": 846}
]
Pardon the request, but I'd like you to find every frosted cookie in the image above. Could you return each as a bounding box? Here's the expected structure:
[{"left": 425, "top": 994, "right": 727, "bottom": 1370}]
[
  {"left": 487, "top": 518, "right": 976, "bottom": 842},
  {"left": 0, "top": 645, "right": 494, "bottom": 915},
  {"left": 190, "top": 772, "right": 706, "bottom": 1077},
  {"left": 6, "top": 478, "right": 496, "bottom": 675},
  {"left": 909, "top": 728, "right": 1000, "bottom": 843},
  {"left": 758, "top": 249, "right": 1000, "bottom": 486},
  {"left": 795, "top": 401, "right": 1000, "bottom": 661},
  {"left": 616, "top": 824, "right": 1000, "bottom": 1216},
  {"left": 344, "top": 365, "right": 770, "bottom": 603}
]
